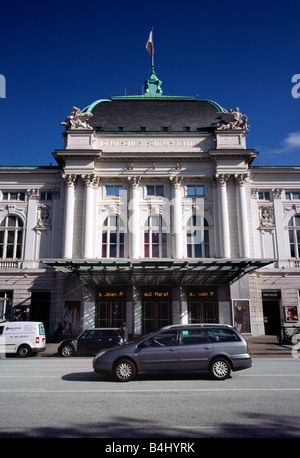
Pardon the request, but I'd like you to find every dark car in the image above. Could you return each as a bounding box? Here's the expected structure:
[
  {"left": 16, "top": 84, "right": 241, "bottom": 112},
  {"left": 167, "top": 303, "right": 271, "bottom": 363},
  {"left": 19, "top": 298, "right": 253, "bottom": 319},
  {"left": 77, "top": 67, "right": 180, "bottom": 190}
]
[
  {"left": 93, "top": 324, "right": 252, "bottom": 381},
  {"left": 58, "top": 328, "right": 124, "bottom": 357}
]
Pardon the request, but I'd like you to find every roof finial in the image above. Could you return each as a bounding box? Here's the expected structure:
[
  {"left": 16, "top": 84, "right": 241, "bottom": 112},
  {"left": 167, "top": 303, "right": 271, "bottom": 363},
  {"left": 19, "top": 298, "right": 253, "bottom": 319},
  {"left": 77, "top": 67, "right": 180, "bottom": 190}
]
[{"left": 144, "top": 69, "right": 163, "bottom": 96}]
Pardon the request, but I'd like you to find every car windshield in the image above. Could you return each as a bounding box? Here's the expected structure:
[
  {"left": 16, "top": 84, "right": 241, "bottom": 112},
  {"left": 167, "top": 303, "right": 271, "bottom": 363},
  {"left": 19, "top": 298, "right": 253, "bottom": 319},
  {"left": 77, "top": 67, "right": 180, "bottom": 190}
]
[{"left": 127, "top": 331, "right": 157, "bottom": 345}]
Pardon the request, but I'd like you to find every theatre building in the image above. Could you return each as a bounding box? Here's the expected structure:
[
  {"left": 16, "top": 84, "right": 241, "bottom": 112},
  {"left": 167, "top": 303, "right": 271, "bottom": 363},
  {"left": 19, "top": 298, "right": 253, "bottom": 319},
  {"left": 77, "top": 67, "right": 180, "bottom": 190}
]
[{"left": 0, "top": 70, "right": 299, "bottom": 337}]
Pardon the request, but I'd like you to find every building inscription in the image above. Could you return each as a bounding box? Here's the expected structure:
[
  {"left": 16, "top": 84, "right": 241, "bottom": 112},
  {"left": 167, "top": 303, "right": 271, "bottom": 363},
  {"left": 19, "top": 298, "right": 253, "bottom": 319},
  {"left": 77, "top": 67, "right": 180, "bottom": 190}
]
[{"left": 96, "top": 136, "right": 214, "bottom": 152}]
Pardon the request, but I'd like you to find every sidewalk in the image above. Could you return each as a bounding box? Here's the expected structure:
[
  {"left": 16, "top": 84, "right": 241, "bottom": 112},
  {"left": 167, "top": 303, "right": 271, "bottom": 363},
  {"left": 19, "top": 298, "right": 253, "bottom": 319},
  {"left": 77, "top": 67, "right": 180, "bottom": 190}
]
[
  {"left": 40, "top": 335, "right": 294, "bottom": 357},
  {"left": 245, "top": 335, "right": 293, "bottom": 356}
]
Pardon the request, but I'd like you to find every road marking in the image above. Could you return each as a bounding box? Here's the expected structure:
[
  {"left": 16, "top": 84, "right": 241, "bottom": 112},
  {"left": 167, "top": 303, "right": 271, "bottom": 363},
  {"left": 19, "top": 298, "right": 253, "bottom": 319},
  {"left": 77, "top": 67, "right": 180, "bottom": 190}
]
[
  {"left": 0, "top": 388, "right": 300, "bottom": 393},
  {"left": 240, "top": 374, "right": 300, "bottom": 377}
]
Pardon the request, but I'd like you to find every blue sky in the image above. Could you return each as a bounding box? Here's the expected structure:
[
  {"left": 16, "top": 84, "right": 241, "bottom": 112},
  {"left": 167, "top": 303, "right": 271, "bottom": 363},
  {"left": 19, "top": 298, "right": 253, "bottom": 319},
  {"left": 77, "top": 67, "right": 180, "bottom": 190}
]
[{"left": 0, "top": 0, "right": 300, "bottom": 167}]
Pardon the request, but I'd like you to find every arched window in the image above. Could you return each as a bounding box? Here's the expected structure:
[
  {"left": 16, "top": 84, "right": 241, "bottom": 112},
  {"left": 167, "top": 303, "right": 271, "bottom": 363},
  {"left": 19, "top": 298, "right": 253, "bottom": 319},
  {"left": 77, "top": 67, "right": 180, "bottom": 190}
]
[
  {"left": 288, "top": 215, "right": 300, "bottom": 258},
  {"left": 186, "top": 215, "right": 210, "bottom": 258},
  {"left": 102, "top": 216, "right": 124, "bottom": 258},
  {"left": 144, "top": 215, "right": 167, "bottom": 258},
  {"left": 0, "top": 216, "right": 24, "bottom": 259}
]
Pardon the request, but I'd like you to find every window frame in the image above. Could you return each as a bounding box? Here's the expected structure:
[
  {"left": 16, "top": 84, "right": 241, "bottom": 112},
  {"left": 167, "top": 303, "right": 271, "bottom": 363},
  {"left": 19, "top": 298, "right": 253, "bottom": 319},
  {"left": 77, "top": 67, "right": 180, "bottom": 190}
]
[
  {"left": 146, "top": 185, "right": 164, "bottom": 197},
  {"left": 102, "top": 215, "right": 125, "bottom": 258},
  {"left": 288, "top": 215, "right": 300, "bottom": 258},
  {"left": 105, "top": 185, "right": 123, "bottom": 197},
  {"left": 186, "top": 215, "right": 210, "bottom": 258},
  {"left": 0, "top": 215, "right": 24, "bottom": 259},
  {"left": 144, "top": 215, "right": 167, "bottom": 258},
  {"left": 186, "top": 185, "right": 204, "bottom": 197}
]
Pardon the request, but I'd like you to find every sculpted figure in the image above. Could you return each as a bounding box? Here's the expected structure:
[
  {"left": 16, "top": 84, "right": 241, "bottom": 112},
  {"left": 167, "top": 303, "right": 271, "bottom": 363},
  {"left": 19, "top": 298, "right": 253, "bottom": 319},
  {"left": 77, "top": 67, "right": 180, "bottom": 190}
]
[
  {"left": 61, "top": 106, "right": 93, "bottom": 130},
  {"left": 217, "top": 107, "right": 250, "bottom": 131}
]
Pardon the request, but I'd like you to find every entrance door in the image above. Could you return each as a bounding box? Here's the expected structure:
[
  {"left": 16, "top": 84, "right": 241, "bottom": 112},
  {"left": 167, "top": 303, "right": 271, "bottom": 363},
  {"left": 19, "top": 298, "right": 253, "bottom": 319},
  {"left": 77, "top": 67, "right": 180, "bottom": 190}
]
[
  {"left": 143, "top": 301, "right": 171, "bottom": 334},
  {"left": 263, "top": 300, "right": 281, "bottom": 335},
  {"left": 30, "top": 292, "right": 51, "bottom": 336},
  {"left": 188, "top": 301, "right": 218, "bottom": 323},
  {"left": 97, "top": 302, "right": 125, "bottom": 328}
]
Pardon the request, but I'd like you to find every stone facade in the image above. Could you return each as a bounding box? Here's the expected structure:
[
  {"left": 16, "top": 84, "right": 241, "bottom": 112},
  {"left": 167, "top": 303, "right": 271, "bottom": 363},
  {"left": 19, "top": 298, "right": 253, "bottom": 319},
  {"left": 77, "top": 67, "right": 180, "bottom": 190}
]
[{"left": 0, "top": 79, "right": 299, "bottom": 337}]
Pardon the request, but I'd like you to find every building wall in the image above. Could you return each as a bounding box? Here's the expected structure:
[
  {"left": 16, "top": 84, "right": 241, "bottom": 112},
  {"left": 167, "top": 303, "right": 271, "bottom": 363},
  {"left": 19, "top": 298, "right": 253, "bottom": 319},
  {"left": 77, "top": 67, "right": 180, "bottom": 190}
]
[{"left": 0, "top": 130, "right": 300, "bottom": 336}]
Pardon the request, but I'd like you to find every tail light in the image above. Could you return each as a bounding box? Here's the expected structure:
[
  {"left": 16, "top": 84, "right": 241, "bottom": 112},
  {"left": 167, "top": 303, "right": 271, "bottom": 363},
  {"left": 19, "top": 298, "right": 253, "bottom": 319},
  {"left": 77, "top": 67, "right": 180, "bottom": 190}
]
[{"left": 36, "top": 337, "right": 40, "bottom": 344}]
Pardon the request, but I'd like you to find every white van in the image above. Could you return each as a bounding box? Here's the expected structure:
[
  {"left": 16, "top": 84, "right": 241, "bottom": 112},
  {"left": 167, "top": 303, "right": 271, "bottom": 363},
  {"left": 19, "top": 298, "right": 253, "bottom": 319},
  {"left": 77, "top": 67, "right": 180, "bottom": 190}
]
[{"left": 0, "top": 321, "right": 46, "bottom": 357}]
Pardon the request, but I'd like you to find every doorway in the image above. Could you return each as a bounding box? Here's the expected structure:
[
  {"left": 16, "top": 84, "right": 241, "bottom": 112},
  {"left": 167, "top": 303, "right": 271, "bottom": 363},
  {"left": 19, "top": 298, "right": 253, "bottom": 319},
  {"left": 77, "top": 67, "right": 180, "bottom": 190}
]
[
  {"left": 30, "top": 292, "right": 51, "bottom": 336},
  {"left": 96, "top": 302, "right": 125, "bottom": 328},
  {"left": 262, "top": 300, "right": 281, "bottom": 335},
  {"left": 188, "top": 301, "right": 218, "bottom": 324},
  {"left": 143, "top": 301, "right": 172, "bottom": 334}
]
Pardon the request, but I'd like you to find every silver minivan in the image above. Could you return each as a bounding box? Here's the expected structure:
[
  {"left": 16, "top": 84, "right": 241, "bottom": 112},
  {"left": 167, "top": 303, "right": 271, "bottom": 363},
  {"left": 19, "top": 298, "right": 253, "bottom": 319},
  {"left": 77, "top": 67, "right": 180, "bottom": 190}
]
[{"left": 93, "top": 324, "right": 252, "bottom": 381}]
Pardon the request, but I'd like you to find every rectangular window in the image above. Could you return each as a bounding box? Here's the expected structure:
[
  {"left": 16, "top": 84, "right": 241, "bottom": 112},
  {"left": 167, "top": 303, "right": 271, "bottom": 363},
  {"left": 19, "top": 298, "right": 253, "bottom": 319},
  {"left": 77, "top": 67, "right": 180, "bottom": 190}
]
[
  {"left": 187, "top": 185, "right": 204, "bottom": 196},
  {"left": 2, "top": 191, "right": 25, "bottom": 201},
  {"left": 40, "top": 192, "right": 52, "bottom": 201},
  {"left": 0, "top": 291, "right": 13, "bottom": 321},
  {"left": 285, "top": 191, "right": 300, "bottom": 200},
  {"left": 206, "top": 328, "right": 240, "bottom": 343},
  {"left": 147, "top": 185, "right": 164, "bottom": 197},
  {"left": 106, "top": 186, "right": 123, "bottom": 197},
  {"left": 181, "top": 329, "right": 210, "bottom": 345},
  {"left": 258, "top": 191, "right": 270, "bottom": 200}
]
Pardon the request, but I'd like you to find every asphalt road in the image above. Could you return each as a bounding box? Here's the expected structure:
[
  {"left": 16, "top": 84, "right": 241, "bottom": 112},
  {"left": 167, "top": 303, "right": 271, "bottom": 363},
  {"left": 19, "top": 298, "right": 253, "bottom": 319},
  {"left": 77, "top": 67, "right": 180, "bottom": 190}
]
[{"left": 0, "top": 356, "right": 299, "bottom": 439}]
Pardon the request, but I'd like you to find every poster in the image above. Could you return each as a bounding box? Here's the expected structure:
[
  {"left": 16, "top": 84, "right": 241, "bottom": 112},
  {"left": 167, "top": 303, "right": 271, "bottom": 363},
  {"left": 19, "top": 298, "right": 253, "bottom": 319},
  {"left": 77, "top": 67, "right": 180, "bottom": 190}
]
[
  {"left": 232, "top": 300, "right": 251, "bottom": 333},
  {"left": 285, "top": 306, "right": 298, "bottom": 322}
]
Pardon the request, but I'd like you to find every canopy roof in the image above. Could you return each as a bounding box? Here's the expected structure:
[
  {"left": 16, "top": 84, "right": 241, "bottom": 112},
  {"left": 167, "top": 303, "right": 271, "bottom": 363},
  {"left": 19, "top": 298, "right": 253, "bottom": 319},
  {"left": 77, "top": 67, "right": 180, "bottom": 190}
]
[{"left": 41, "top": 258, "right": 275, "bottom": 286}]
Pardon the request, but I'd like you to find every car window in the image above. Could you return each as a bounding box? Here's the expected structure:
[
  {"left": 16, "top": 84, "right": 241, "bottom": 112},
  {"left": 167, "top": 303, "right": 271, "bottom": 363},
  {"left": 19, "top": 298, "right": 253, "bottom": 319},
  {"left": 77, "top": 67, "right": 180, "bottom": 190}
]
[
  {"left": 102, "top": 330, "right": 118, "bottom": 336},
  {"left": 181, "top": 329, "right": 209, "bottom": 345},
  {"left": 0, "top": 326, "right": 3, "bottom": 335},
  {"left": 144, "top": 330, "right": 178, "bottom": 347},
  {"left": 207, "top": 328, "right": 240, "bottom": 343},
  {"left": 81, "top": 330, "right": 101, "bottom": 339}
]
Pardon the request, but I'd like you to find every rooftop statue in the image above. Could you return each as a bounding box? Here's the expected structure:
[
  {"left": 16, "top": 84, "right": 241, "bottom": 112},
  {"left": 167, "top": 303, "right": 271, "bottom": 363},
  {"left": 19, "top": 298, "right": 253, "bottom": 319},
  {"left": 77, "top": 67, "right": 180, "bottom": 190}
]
[
  {"left": 217, "top": 107, "right": 249, "bottom": 131},
  {"left": 61, "top": 106, "right": 93, "bottom": 130}
]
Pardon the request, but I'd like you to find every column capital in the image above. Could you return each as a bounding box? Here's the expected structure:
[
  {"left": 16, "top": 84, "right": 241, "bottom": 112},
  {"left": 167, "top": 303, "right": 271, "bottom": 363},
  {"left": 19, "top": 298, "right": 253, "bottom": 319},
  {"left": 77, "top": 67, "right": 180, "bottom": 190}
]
[
  {"left": 170, "top": 175, "right": 183, "bottom": 189},
  {"left": 128, "top": 176, "right": 141, "bottom": 189},
  {"left": 233, "top": 173, "right": 249, "bottom": 186},
  {"left": 272, "top": 188, "right": 283, "bottom": 199},
  {"left": 62, "top": 174, "right": 77, "bottom": 187},
  {"left": 215, "top": 173, "right": 230, "bottom": 186},
  {"left": 81, "top": 174, "right": 100, "bottom": 188},
  {"left": 27, "top": 188, "right": 39, "bottom": 199}
]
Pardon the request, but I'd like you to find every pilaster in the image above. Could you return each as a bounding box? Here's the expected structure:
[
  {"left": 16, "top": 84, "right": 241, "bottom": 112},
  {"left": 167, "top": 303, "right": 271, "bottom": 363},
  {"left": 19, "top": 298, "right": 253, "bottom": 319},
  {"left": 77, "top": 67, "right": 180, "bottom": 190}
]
[{"left": 62, "top": 174, "right": 77, "bottom": 258}]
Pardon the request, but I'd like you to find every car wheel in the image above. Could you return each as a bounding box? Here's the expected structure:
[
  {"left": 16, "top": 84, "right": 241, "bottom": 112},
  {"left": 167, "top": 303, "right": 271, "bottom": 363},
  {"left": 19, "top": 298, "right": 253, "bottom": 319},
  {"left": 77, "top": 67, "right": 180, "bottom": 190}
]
[
  {"left": 61, "top": 344, "right": 74, "bottom": 357},
  {"left": 17, "top": 344, "right": 32, "bottom": 358},
  {"left": 114, "top": 359, "right": 136, "bottom": 382},
  {"left": 209, "top": 357, "right": 231, "bottom": 380}
]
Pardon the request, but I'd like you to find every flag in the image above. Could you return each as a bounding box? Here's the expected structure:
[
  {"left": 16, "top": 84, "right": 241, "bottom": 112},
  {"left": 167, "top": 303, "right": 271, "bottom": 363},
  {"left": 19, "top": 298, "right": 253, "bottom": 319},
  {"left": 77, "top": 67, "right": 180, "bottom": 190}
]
[{"left": 146, "top": 29, "right": 154, "bottom": 56}]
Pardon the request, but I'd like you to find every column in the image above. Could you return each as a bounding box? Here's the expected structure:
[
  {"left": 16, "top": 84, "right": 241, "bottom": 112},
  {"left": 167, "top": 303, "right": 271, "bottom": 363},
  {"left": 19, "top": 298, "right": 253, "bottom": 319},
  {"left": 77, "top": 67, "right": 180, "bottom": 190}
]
[
  {"left": 128, "top": 176, "right": 141, "bottom": 259},
  {"left": 82, "top": 174, "right": 100, "bottom": 258},
  {"left": 170, "top": 176, "right": 183, "bottom": 258},
  {"left": 62, "top": 174, "right": 77, "bottom": 258},
  {"left": 235, "top": 173, "right": 250, "bottom": 258},
  {"left": 216, "top": 173, "right": 231, "bottom": 258},
  {"left": 23, "top": 188, "right": 39, "bottom": 265}
]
